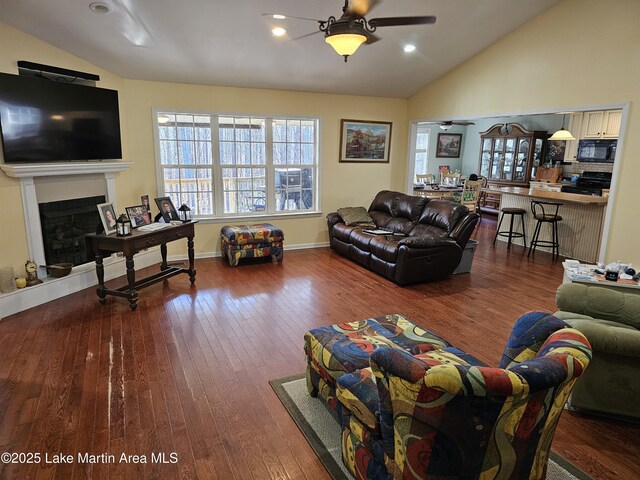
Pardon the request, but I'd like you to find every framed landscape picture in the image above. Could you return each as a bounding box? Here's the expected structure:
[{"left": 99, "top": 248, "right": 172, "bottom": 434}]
[
  {"left": 436, "top": 133, "right": 462, "bottom": 158},
  {"left": 339, "top": 119, "right": 392, "bottom": 163}
]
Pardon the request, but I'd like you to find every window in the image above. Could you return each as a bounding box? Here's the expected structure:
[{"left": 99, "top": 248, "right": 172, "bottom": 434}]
[
  {"left": 155, "top": 112, "right": 318, "bottom": 217},
  {"left": 413, "top": 123, "right": 430, "bottom": 177}
]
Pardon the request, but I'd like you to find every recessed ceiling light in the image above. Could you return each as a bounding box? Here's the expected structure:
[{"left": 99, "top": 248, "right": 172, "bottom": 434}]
[
  {"left": 403, "top": 44, "right": 416, "bottom": 53},
  {"left": 272, "top": 27, "right": 287, "bottom": 37},
  {"left": 89, "top": 2, "right": 112, "bottom": 14},
  {"left": 273, "top": 14, "right": 286, "bottom": 20}
]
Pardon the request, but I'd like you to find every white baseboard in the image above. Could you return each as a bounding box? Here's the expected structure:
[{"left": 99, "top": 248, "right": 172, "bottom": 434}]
[
  {"left": 1, "top": 241, "right": 330, "bottom": 320},
  {"left": 166, "top": 241, "right": 330, "bottom": 262},
  {"left": 0, "top": 248, "right": 160, "bottom": 321}
]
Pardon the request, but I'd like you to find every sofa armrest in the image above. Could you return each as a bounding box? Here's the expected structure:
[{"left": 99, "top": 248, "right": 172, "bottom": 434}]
[
  {"left": 560, "top": 318, "right": 640, "bottom": 357},
  {"left": 398, "top": 236, "right": 459, "bottom": 249},
  {"left": 326, "top": 212, "right": 343, "bottom": 226},
  {"left": 556, "top": 283, "right": 640, "bottom": 328}
]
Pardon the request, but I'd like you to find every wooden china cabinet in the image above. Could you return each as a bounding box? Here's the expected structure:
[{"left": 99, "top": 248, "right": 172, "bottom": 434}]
[{"left": 477, "top": 123, "right": 547, "bottom": 213}]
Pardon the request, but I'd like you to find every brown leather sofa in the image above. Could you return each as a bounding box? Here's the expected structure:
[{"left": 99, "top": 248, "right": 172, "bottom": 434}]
[{"left": 326, "top": 190, "right": 479, "bottom": 285}]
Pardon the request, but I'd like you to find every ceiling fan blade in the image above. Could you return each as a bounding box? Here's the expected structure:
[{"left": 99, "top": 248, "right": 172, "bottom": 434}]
[
  {"left": 364, "top": 31, "right": 380, "bottom": 44},
  {"left": 346, "top": 0, "right": 380, "bottom": 17},
  {"left": 291, "top": 30, "right": 323, "bottom": 41},
  {"left": 368, "top": 16, "right": 436, "bottom": 27},
  {"left": 452, "top": 121, "right": 475, "bottom": 126},
  {"left": 261, "top": 12, "right": 323, "bottom": 22}
]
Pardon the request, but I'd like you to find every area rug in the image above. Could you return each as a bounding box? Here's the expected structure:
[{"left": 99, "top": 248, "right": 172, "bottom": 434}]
[{"left": 270, "top": 374, "right": 591, "bottom": 480}]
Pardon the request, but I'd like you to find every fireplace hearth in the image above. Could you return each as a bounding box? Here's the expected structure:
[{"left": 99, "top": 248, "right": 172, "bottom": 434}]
[{"left": 39, "top": 195, "right": 106, "bottom": 267}]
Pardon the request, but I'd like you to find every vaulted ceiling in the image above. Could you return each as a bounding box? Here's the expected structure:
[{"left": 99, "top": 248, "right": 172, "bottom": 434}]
[{"left": 1, "top": 0, "right": 559, "bottom": 98}]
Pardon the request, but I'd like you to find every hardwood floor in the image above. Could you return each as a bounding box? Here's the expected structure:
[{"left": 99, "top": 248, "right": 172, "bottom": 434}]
[{"left": 0, "top": 217, "right": 638, "bottom": 479}]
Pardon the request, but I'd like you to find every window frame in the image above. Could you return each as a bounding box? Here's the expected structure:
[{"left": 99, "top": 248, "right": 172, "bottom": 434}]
[{"left": 152, "top": 108, "right": 321, "bottom": 221}]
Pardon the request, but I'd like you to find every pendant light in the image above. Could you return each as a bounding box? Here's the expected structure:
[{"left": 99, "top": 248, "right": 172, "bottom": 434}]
[{"left": 549, "top": 114, "right": 575, "bottom": 141}]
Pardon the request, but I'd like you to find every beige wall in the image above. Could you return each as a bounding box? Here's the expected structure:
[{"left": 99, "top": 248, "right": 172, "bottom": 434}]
[
  {"left": 0, "top": 21, "right": 407, "bottom": 272},
  {"left": 407, "top": 0, "right": 640, "bottom": 265},
  {"left": 121, "top": 79, "right": 407, "bottom": 256},
  {"left": 0, "top": 22, "right": 125, "bottom": 275}
]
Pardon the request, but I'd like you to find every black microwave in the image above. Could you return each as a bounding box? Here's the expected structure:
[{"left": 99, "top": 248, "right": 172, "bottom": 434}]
[{"left": 576, "top": 139, "right": 617, "bottom": 163}]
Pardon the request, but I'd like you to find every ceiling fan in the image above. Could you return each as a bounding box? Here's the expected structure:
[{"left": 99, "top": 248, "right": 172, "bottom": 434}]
[
  {"left": 438, "top": 121, "right": 475, "bottom": 131},
  {"left": 264, "top": 0, "right": 436, "bottom": 62}
]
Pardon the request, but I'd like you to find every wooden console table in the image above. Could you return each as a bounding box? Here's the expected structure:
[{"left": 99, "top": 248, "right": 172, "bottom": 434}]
[{"left": 85, "top": 221, "right": 197, "bottom": 310}]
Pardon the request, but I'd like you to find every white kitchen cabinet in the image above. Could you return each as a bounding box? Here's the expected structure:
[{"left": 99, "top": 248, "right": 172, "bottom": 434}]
[
  {"left": 563, "top": 112, "right": 583, "bottom": 162},
  {"left": 601, "top": 110, "right": 622, "bottom": 138},
  {"left": 580, "top": 109, "right": 622, "bottom": 139}
]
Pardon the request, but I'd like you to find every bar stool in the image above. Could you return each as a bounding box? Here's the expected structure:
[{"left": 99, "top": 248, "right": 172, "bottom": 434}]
[
  {"left": 493, "top": 207, "right": 527, "bottom": 248},
  {"left": 528, "top": 201, "right": 562, "bottom": 259}
]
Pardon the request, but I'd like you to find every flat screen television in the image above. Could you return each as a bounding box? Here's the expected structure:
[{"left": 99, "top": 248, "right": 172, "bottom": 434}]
[{"left": 0, "top": 72, "right": 122, "bottom": 163}]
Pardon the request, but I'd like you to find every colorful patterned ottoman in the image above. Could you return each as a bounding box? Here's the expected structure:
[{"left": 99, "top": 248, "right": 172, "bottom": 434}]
[
  {"left": 220, "top": 223, "right": 284, "bottom": 267},
  {"left": 303, "top": 314, "right": 450, "bottom": 411}
]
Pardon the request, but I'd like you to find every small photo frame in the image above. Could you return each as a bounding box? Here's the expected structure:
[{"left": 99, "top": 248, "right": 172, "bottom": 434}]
[
  {"left": 97, "top": 202, "right": 117, "bottom": 235},
  {"left": 339, "top": 119, "right": 392, "bottom": 163},
  {"left": 155, "top": 196, "right": 179, "bottom": 222},
  {"left": 125, "top": 205, "right": 152, "bottom": 228},
  {"left": 436, "top": 133, "right": 463, "bottom": 158},
  {"left": 141, "top": 195, "right": 151, "bottom": 211}
]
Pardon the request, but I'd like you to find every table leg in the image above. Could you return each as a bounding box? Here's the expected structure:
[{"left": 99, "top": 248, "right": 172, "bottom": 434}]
[
  {"left": 160, "top": 243, "right": 168, "bottom": 271},
  {"left": 187, "top": 236, "right": 197, "bottom": 284},
  {"left": 125, "top": 255, "right": 138, "bottom": 311},
  {"left": 95, "top": 254, "right": 107, "bottom": 304}
]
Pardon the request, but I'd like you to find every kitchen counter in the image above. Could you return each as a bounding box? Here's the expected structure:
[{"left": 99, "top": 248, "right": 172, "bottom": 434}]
[
  {"left": 485, "top": 186, "right": 608, "bottom": 205},
  {"left": 490, "top": 187, "right": 608, "bottom": 262}
]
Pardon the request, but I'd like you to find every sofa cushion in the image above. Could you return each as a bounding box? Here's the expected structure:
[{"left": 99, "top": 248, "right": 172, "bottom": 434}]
[
  {"left": 369, "top": 236, "right": 400, "bottom": 263},
  {"left": 350, "top": 229, "right": 375, "bottom": 251},
  {"left": 368, "top": 190, "right": 397, "bottom": 215},
  {"left": 417, "top": 200, "right": 468, "bottom": 234},
  {"left": 562, "top": 318, "right": 640, "bottom": 357},
  {"left": 333, "top": 223, "right": 359, "bottom": 243},
  {"left": 337, "top": 206, "right": 376, "bottom": 227},
  {"left": 395, "top": 194, "right": 428, "bottom": 222}
]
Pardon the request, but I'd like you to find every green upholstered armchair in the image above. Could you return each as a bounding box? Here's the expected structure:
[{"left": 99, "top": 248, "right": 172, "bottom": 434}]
[{"left": 555, "top": 282, "right": 640, "bottom": 420}]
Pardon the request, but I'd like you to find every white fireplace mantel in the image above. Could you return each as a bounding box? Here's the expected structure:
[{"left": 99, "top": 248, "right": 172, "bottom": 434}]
[
  {"left": 0, "top": 161, "right": 133, "bottom": 178},
  {"left": 1, "top": 160, "right": 133, "bottom": 282}
]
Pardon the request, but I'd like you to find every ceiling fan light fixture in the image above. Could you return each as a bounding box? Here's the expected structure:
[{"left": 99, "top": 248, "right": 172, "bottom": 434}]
[
  {"left": 272, "top": 26, "right": 287, "bottom": 37},
  {"left": 325, "top": 32, "right": 367, "bottom": 59},
  {"left": 403, "top": 44, "right": 416, "bottom": 53},
  {"left": 439, "top": 123, "right": 452, "bottom": 131}
]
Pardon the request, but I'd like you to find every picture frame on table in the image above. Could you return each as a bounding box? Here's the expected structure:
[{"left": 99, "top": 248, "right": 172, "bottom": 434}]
[
  {"left": 339, "top": 119, "right": 392, "bottom": 163},
  {"left": 154, "top": 196, "right": 179, "bottom": 223},
  {"left": 436, "top": 133, "right": 462, "bottom": 158},
  {"left": 125, "top": 205, "right": 152, "bottom": 228},
  {"left": 97, "top": 202, "right": 117, "bottom": 235}
]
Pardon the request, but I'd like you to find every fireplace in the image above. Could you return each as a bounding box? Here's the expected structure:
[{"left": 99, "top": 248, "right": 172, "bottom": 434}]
[{"left": 39, "top": 195, "right": 106, "bottom": 267}]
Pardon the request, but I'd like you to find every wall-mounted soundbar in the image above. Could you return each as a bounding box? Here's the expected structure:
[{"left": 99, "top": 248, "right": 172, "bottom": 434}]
[{"left": 17, "top": 61, "right": 100, "bottom": 85}]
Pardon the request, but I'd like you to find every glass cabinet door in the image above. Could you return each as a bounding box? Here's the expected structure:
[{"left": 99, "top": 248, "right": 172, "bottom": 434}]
[
  {"left": 530, "top": 138, "right": 543, "bottom": 180},
  {"left": 490, "top": 139, "right": 503, "bottom": 179},
  {"left": 502, "top": 138, "right": 516, "bottom": 180},
  {"left": 514, "top": 138, "right": 530, "bottom": 182},
  {"left": 480, "top": 138, "right": 492, "bottom": 177}
]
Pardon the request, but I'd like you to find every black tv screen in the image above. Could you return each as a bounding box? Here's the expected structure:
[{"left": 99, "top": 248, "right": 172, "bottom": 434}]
[{"left": 0, "top": 72, "right": 122, "bottom": 163}]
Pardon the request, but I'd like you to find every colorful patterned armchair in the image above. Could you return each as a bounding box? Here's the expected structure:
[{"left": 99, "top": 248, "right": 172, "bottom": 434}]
[{"left": 337, "top": 312, "right": 592, "bottom": 480}]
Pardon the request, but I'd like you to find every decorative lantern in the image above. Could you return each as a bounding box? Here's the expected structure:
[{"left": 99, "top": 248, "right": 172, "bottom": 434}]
[
  {"left": 178, "top": 203, "right": 192, "bottom": 222},
  {"left": 116, "top": 214, "right": 132, "bottom": 236}
]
